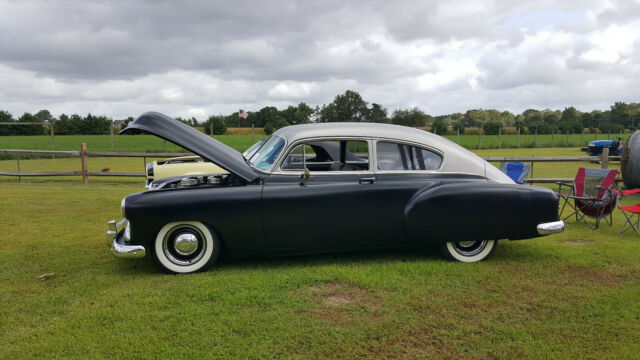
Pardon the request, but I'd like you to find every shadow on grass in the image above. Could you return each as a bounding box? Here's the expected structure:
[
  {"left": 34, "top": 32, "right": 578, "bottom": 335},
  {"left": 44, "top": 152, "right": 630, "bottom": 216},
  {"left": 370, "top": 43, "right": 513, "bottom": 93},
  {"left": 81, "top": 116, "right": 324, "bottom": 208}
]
[{"left": 111, "top": 239, "right": 557, "bottom": 275}]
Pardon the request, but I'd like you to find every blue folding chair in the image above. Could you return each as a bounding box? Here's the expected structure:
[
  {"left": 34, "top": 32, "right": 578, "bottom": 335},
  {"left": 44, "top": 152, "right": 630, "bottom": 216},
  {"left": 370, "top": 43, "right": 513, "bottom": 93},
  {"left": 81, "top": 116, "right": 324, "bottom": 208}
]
[{"left": 500, "top": 162, "right": 531, "bottom": 184}]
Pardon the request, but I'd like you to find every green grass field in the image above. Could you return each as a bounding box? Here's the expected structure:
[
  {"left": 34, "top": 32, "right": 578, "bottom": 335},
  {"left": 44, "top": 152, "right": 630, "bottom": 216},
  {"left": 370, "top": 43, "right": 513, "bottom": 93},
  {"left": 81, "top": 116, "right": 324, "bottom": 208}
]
[
  {"left": 1, "top": 147, "right": 639, "bottom": 359},
  {"left": 0, "top": 134, "right": 265, "bottom": 154},
  {"left": 0, "top": 132, "right": 628, "bottom": 154}
]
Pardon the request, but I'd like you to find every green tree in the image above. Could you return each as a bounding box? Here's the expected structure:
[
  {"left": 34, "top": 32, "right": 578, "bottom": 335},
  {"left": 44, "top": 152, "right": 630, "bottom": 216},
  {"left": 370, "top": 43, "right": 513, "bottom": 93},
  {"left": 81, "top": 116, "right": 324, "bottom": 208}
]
[
  {"left": 431, "top": 119, "right": 447, "bottom": 134},
  {"left": 452, "top": 121, "right": 465, "bottom": 134},
  {"left": 482, "top": 121, "right": 502, "bottom": 135},
  {"left": 319, "top": 90, "right": 369, "bottom": 122},
  {"left": 0, "top": 110, "right": 16, "bottom": 136},
  {"left": 463, "top": 109, "right": 488, "bottom": 127},
  {"left": 391, "top": 107, "right": 428, "bottom": 127},
  {"left": 204, "top": 115, "right": 227, "bottom": 135},
  {"left": 609, "top": 102, "right": 631, "bottom": 128},
  {"left": 253, "top": 106, "right": 279, "bottom": 127},
  {"left": 367, "top": 103, "right": 389, "bottom": 123},
  {"left": 559, "top": 107, "right": 582, "bottom": 133},
  {"left": 264, "top": 118, "right": 290, "bottom": 135},
  {"left": 18, "top": 112, "right": 43, "bottom": 135}
]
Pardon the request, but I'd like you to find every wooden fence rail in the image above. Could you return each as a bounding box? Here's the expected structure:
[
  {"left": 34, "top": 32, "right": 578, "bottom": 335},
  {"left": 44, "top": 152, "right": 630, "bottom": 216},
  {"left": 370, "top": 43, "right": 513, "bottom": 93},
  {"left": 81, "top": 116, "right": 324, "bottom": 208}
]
[{"left": 0, "top": 144, "right": 620, "bottom": 184}]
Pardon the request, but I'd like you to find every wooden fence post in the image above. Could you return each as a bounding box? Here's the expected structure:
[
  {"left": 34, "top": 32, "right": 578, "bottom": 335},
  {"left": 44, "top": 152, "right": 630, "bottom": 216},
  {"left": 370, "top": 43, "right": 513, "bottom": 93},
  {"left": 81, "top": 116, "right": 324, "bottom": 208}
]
[
  {"left": 17, "top": 153, "right": 21, "bottom": 183},
  {"left": 81, "top": 143, "right": 88, "bottom": 184},
  {"left": 457, "top": 128, "right": 460, "bottom": 144},
  {"left": 50, "top": 121, "right": 55, "bottom": 159},
  {"left": 530, "top": 154, "right": 534, "bottom": 179},
  {"left": 601, "top": 147, "right": 609, "bottom": 169},
  {"left": 110, "top": 123, "right": 114, "bottom": 152}
]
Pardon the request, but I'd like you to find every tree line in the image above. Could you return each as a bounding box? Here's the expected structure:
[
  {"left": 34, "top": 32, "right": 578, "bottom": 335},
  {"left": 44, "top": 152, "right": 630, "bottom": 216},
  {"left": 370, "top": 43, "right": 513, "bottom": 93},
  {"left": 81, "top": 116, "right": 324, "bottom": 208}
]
[{"left": 1, "top": 90, "right": 639, "bottom": 136}]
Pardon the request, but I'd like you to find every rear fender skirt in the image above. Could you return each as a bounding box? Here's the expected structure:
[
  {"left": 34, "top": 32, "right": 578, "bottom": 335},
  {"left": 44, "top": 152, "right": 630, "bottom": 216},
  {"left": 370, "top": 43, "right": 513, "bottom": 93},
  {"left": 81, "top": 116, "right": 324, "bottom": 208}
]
[{"left": 404, "top": 182, "right": 523, "bottom": 244}]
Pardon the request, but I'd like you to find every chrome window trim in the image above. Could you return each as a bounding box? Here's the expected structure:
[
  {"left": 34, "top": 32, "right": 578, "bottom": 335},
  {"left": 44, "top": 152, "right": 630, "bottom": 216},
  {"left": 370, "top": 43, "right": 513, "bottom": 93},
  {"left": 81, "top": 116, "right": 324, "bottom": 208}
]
[
  {"left": 371, "top": 138, "right": 445, "bottom": 173},
  {"left": 271, "top": 136, "right": 375, "bottom": 176}
]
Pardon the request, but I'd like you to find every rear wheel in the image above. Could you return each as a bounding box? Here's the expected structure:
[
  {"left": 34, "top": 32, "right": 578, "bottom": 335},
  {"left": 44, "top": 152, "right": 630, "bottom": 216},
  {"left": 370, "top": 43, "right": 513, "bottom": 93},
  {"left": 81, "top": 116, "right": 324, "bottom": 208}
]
[
  {"left": 440, "top": 240, "right": 497, "bottom": 262},
  {"left": 152, "top": 221, "right": 220, "bottom": 274}
]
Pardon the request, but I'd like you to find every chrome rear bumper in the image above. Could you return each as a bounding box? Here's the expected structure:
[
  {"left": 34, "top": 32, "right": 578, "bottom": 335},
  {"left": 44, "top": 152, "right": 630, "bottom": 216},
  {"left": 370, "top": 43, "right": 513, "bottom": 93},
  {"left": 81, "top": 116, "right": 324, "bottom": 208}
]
[
  {"left": 106, "top": 219, "right": 146, "bottom": 258},
  {"left": 537, "top": 220, "right": 565, "bottom": 236}
]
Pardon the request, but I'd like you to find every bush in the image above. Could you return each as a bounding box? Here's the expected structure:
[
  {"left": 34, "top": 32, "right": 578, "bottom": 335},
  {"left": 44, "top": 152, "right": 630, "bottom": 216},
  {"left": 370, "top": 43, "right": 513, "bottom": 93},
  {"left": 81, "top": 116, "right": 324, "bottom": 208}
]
[
  {"left": 431, "top": 119, "right": 447, "bottom": 135},
  {"left": 452, "top": 122, "right": 465, "bottom": 135},
  {"left": 526, "top": 121, "right": 555, "bottom": 134},
  {"left": 204, "top": 115, "right": 227, "bottom": 135},
  {"left": 482, "top": 121, "right": 502, "bottom": 135},
  {"left": 264, "top": 118, "right": 290, "bottom": 135}
]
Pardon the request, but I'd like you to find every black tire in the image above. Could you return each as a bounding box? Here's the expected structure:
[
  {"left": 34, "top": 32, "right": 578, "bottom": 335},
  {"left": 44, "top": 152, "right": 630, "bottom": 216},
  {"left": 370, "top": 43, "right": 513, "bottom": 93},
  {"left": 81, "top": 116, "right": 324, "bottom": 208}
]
[
  {"left": 440, "top": 240, "right": 497, "bottom": 263},
  {"left": 151, "top": 221, "right": 221, "bottom": 274}
]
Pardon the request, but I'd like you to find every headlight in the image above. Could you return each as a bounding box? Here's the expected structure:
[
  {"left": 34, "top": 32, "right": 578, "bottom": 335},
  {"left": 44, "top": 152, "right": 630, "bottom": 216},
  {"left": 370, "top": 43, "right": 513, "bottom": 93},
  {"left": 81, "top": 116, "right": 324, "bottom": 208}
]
[{"left": 121, "top": 197, "right": 127, "bottom": 218}]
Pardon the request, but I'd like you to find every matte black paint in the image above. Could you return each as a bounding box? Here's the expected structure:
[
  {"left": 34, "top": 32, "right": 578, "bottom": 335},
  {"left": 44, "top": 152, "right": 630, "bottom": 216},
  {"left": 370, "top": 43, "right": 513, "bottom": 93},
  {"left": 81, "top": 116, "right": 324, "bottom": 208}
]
[{"left": 122, "top": 172, "right": 559, "bottom": 259}]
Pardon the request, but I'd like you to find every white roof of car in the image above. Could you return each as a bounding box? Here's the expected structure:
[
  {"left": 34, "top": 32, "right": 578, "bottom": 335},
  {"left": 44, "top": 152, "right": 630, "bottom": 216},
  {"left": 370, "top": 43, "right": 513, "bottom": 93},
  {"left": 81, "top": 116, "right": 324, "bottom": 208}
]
[
  {"left": 273, "top": 122, "right": 514, "bottom": 184},
  {"left": 273, "top": 122, "right": 447, "bottom": 146}
]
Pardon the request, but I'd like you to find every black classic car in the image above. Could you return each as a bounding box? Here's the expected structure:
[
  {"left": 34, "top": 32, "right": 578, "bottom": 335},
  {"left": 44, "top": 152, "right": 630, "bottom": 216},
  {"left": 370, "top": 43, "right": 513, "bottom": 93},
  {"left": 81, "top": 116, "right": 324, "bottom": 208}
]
[{"left": 107, "top": 112, "right": 564, "bottom": 273}]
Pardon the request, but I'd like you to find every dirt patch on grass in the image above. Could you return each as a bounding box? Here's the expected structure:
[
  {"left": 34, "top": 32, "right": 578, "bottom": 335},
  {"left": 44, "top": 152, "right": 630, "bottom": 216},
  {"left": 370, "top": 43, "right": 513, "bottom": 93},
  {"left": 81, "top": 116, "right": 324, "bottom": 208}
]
[
  {"left": 297, "top": 281, "right": 384, "bottom": 326},
  {"left": 308, "top": 281, "right": 378, "bottom": 307},
  {"left": 563, "top": 240, "right": 592, "bottom": 246},
  {"left": 559, "top": 265, "right": 630, "bottom": 286}
]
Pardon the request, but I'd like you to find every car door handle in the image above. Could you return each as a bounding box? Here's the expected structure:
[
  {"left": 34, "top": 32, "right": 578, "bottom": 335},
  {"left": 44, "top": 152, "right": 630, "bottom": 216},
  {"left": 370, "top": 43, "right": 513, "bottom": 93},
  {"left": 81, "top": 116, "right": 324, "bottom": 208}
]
[{"left": 358, "top": 177, "right": 376, "bottom": 184}]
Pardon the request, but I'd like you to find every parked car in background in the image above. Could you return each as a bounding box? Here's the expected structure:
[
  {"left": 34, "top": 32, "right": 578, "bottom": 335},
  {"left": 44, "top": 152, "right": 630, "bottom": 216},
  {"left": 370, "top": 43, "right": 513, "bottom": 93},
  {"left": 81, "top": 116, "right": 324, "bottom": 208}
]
[{"left": 107, "top": 112, "right": 564, "bottom": 274}]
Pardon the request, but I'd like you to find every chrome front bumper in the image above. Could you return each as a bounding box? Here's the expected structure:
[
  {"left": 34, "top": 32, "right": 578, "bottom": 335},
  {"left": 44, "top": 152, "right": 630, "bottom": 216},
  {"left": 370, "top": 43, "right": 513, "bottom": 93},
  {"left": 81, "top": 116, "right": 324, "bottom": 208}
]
[
  {"left": 537, "top": 220, "right": 565, "bottom": 236},
  {"left": 106, "top": 219, "right": 146, "bottom": 258}
]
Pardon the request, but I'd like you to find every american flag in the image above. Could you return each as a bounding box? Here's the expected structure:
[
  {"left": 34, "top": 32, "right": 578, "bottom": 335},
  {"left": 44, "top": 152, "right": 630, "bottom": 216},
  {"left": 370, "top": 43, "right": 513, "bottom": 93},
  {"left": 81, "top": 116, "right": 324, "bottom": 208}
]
[{"left": 238, "top": 109, "right": 249, "bottom": 119}]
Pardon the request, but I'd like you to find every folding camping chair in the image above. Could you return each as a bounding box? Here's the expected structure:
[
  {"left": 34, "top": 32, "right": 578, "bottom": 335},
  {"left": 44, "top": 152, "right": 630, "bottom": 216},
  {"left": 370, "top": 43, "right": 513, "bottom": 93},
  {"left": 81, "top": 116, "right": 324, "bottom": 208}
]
[
  {"left": 500, "top": 162, "right": 531, "bottom": 184},
  {"left": 557, "top": 167, "right": 618, "bottom": 229},
  {"left": 612, "top": 188, "right": 640, "bottom": 235}
]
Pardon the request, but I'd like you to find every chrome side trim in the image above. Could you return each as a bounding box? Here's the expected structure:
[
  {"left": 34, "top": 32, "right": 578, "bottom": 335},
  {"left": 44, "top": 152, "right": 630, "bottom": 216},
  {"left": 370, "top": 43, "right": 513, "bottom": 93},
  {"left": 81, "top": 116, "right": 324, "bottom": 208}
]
[
  {"left": 537, "top": 220, "right": 565, "bottom": 235},
  {"left": 106, "top": 219, "right": 146, "bottom": 259}
]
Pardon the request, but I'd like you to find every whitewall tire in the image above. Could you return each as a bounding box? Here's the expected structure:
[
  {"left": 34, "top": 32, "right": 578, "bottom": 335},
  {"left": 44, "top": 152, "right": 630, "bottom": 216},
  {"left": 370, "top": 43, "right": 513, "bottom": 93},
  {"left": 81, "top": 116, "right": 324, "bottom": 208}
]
[
  {"left": 153, "top": 221, "right": 220, "bottom": 274},
  {"left": 440, "top": 240, "right": 497, "bottom": 263}
]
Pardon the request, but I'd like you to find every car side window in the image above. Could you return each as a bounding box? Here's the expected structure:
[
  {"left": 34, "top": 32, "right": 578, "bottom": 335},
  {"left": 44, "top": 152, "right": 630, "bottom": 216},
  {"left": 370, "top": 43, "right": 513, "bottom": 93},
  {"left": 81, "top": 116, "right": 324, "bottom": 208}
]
[
  {"left": 376, "top": 141, "right": 442, "bottom": 171},
  {"left": 281, "top": 140, "right": 369, "bottom": 172}
]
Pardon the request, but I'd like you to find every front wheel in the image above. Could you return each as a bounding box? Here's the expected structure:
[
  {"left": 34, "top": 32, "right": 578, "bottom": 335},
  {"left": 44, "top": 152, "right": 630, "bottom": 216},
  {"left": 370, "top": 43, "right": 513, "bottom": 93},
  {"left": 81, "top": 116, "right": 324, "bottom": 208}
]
[
  {"left": 440, "top": 240, "right": 497, "bottom": 263},
  {"left": 152, "top": 221, "right": 220, "bottom": 274}
]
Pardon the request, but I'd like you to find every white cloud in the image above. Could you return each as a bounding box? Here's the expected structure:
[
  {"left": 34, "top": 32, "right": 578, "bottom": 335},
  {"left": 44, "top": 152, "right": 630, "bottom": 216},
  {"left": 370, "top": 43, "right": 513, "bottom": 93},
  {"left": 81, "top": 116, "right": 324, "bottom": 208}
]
[{"left": 0, "top": 0, "right": 639, "bottom": 119}]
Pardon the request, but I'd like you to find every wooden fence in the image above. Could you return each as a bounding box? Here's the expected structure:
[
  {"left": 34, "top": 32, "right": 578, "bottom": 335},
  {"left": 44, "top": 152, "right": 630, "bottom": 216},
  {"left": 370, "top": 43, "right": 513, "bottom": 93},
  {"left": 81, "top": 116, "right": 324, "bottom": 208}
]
[{"left": 0, "top": 144, "right": 620, "bottom": 184}]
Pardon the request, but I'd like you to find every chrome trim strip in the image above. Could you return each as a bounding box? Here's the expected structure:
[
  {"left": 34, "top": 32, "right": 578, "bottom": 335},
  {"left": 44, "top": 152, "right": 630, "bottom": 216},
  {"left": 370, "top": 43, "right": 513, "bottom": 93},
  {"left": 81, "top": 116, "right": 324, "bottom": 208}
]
[
  {"left": 106, "top": 219, "right": 146, "bottom": 259},
  {"left": 537, "top": 220, "right": 565, "bottom": 235}
]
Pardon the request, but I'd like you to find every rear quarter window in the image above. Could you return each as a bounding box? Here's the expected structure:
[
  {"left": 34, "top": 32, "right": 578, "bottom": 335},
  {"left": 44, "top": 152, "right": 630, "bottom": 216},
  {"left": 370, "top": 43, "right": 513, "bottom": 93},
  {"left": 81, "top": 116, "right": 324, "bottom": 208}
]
[{"left": 376, "top": 141, "right": 442, "bottom": 171}]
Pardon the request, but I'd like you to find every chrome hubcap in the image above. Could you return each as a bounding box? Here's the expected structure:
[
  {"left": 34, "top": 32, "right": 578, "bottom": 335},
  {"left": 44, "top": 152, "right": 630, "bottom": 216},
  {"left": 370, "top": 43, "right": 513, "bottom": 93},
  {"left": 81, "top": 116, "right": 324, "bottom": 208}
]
[
  {"left": 162, "top": 225, "right": 206, "bottom": 266},
  {"left": 452, "top": 240, "right": 488, "bottom": 256},
  {"left": 174, "top": 233, "right": 198, "bottom": 255}
]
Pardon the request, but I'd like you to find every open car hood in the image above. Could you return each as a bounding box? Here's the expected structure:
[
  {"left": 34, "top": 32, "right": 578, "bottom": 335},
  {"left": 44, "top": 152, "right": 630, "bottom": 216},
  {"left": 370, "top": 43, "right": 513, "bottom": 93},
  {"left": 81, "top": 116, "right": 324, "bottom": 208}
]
[{"left": 120, "top": 112, "right": 259, "bottom": 182}]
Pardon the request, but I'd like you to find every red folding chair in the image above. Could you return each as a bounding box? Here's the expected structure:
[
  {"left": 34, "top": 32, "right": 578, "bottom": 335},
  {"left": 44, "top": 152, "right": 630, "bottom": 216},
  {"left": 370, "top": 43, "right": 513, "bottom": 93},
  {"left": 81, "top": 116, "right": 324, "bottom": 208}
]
[
  {"left": 612, "top": 188, "right": 640, "bottom": 235},
  {"left": 557, "top": 167, "right": 618, "bottom": 229}
]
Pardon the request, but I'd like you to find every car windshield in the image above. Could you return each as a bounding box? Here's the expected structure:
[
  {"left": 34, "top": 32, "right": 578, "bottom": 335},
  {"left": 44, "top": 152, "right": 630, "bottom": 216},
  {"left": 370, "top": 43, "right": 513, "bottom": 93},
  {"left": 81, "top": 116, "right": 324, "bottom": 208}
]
[
  {"left": 242, "top": 138, "right": 266, "bottom": 160},
  {"left": 249, "top": 136, "right": 286, "bottom": 171}
]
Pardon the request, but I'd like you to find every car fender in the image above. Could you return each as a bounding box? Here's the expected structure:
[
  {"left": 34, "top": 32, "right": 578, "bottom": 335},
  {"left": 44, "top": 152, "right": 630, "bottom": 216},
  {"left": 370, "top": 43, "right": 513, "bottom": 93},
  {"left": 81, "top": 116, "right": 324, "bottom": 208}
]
[{"left": 403, "top": 182, "right": 528, "bottom": 244}]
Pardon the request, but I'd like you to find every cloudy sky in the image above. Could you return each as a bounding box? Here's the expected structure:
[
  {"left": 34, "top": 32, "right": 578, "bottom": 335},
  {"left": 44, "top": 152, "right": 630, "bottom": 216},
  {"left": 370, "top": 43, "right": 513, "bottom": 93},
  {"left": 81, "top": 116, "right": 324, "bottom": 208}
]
[{"left": 0, "top": 0, "right": 639, "bottom": 120}]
